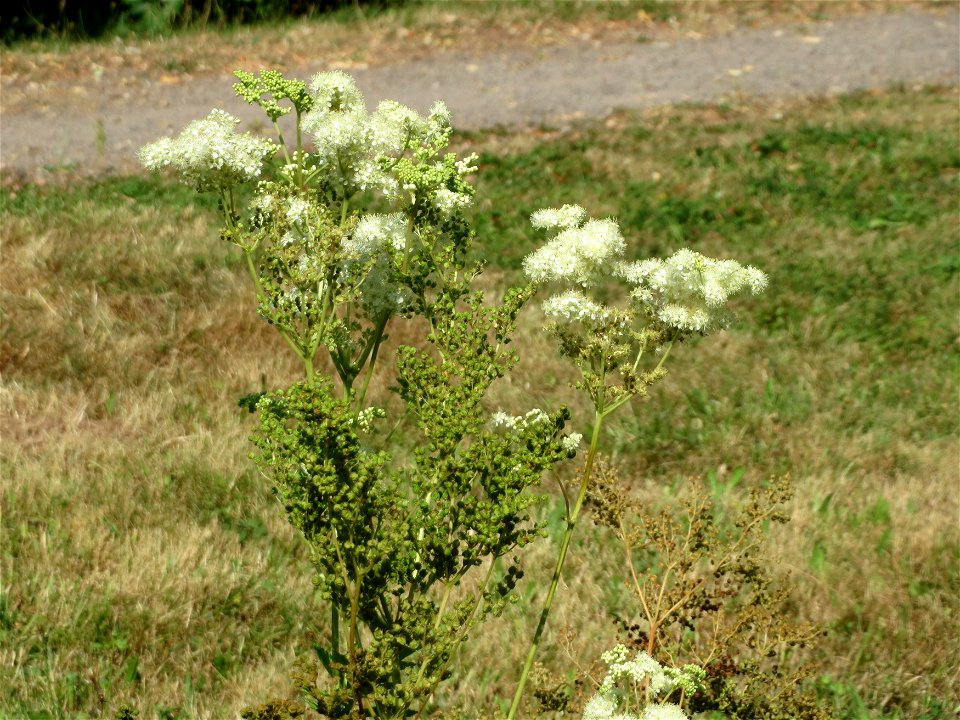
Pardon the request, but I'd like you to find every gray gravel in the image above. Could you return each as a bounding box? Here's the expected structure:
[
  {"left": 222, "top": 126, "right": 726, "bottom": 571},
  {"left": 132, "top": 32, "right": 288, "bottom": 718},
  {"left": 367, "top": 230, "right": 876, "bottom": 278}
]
[{"left": 1, "top": 8, "right": 957, "bottom": 181}]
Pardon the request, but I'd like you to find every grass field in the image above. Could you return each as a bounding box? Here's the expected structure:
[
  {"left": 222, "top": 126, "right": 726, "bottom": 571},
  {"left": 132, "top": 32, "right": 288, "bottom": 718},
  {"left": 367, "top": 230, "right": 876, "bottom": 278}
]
[{"left": 2, "top": 85, "right": 958, "bottom": 719}]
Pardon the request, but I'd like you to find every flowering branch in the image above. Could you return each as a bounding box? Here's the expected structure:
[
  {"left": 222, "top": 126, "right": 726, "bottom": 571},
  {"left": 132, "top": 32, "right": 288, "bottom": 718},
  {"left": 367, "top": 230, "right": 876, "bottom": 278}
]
[{"left": 508, "top": 206, "right": 767, "bottom": 717}]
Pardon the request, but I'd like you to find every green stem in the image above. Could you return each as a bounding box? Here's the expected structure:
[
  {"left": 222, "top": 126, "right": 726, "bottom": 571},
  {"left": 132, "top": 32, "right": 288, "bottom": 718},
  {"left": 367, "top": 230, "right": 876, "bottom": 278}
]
[
  {"left": 349, "top": 588, "right": 363, "bottom": 713},
  {"left": 507, "top": 409, "right": 605, "bottom": 719},
  {"left": 653, "top": 340, "right": 674, "bottom": 374},
  {"left": 331, "top": 603, "right": 340, "bottom": 670},
  {"left": 411, "top": 559, "right": 499, "bottom": 720},
  {"left": 272, "top": 119, "right": 290, "bottom": 164},
  {"left": 355, "top": 315, "right": 389, "bottom": 409},
  {"left": 243, "top": 249, "right": 310, "bottom": 370},
  {"left": 605, "top": 340, "right": 675, "bottom": 417},
  {"left": 409, "top": 577, "right": 456, "bottom": 695},
  {"left": 304, "top": 354, "right": 314, "bottom": 384},
  {"left": 295, "top": 109, "right": 304, "bottom": 187},
  {"left": 243, "top": 251, "right": 260, "bottom": 293},
  {"left": 382, "top": 408, "right": 409, "bottom": 446}
]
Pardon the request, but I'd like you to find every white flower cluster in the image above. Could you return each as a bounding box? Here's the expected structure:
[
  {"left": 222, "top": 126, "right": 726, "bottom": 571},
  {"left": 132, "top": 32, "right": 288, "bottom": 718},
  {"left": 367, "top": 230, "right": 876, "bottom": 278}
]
[
  {"left": 542, "top": 290, "right": 615, "bottom": 325},
  {"left": 340, "top": 212, "right": 413, "bottom": 316},
  {"left": 619, "top": 248, "right": 768, "bottom": 333},
  {"left": 491, "top": 408, "right": 549, "bottom": 431},
  {"left": 599, "top": 645, "right": 675, "bottom": 698},
  {"left": 433, "top": 188, "right": 473, "bottom": 218},
  {"left": 278, "top": 194, "right": 324, "bottom": 248},
  {"left": 583, "top": 695, "right": 686, "bottom": 720},
  {"left": 455, "top": 153, "right": 479, "bottom": 176},
  {"left": 308, "top": 70, "right": 364, "bottom": 116},
  {"left": 492, "top": 410, "right": 581, "bottom": 452},
  {"left": 525, "top": 205, "right": 768, "bottom": 338},
  {"left": 247, "top": 188, "right": 413, "bottom": 322},
  {"left": 346, "top": 213, "right": 408, "bottom": 258},
  {"left": 302, "top": 72, "right": 458, "bottom": 201},
  {"left": 582, "top": 694, "right": 619, "bottom": 720},
  {"left": 560, "top": 432, "right": 583, "bottom": 453},
  {"left": 369, "top": 99, "right": 451, "bottom": 155},
  {"left": 348, "top": 406, "right": 386, "bottom": 433},
  {"left": 523, "top": 212, "right": 625, "bottom": 287},
  {"left": 531, "top": 203, "right": 588, "bottom": 231},
  {"left": 638, "top": 705, "right": 688, "bottom": 720},
  {"left": 285, "top": 197, "right": 312, "bottom": 230},
  {"left": 138, "top": 109, "right": 277, "bottom": 191},
  {"left": 524, "top": 207, "right": 626, "bottom": 332},
  {"left": 581, "top": 645, "right": 703, "bottom": 720}
]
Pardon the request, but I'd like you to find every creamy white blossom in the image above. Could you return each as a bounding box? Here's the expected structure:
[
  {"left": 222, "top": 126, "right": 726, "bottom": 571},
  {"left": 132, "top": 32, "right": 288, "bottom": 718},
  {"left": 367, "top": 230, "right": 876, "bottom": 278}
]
[
  {"left": 433, "top": 188, "right": 473, "bottom": 217},
  {"left": 349, "top": 406, "right": 386, "bottom": 433},
  {"left": 250, "top": 189, "right": 276, "bottom": 214},
  {"left": 346, "top": 213, "right": 408, "bottom": 257},
  {"left": 308, "top": 71, "right": 365, "bottom": 115},
  {"left": 542, "top": 290, "right": 614, "bottom": 325},
  {"left": 455, "top": 152, "right": 479, "bottom": 176},
  {"left": 428, "top": 100, "right": 451, "bottom": 125},
  {"left": 139, "top": 109, "right": 276, "bottom": 190},
  {"left": 523, "top": 218, "right": 625, "bottom": 286},
  {"left": 599, "top": 646, "right": 675, "bottom": 699},
  {"left": 299, "top": 72, "right": 468, "bottom": 201},
  {"left": 304, "top": 106, "right": 388, "bottom": 193},
  {"left": 491, "top": 408, "right": 549, "bottom": 431},
  {"left": 285, "top": 197, "right": 312, "bottom": 230},
  {"left": 369, "top": 100, "right": 430, "bottom": 155},
  {"left": 301, "top": 73, "right": 387, "bottom": 194},
  {"left": 368, "top": 98, "right": 453, "bottom": 153},
  {"left": 296, "top": 251, "right": 324, "bottom": 277},
  {"left": 491, "top": 411, "right": 513, "bottom": 428},
  {"left": 583, "top": 694, "right": 620, "bottom": 720},
  {"left": 426, "top": 100, "right": 452, "bottom": 141},
  {"left": 531, "top": 204, "right": 587, "bottom": 231},
  {"left": 600, "top": 644, "right": 630, "bottom": 665},
  {"left": 561, "top": 433, "right": 583, "bottom": 452},
  {"left": 582, "top": 646, "right": 699, "bottom": 720},
  {"left": 303, "top": 75, "right": 459, "bottom": 197},
  {"left": 639, "top": 705, "right": 688, "bottom": 720},
  {"left": 619, "top": 248, "right": 768, "bottom": 333}
]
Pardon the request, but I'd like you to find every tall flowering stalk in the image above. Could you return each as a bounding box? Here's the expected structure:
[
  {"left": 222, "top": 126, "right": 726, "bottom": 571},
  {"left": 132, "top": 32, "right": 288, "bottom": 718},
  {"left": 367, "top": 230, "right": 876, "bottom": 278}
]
[
  {"left": 508, "top": 206, "right": 767, "bottom": 717},
  {"left": 140, "top": 71, "right": 578, "bottom": 718},
  {"left": 140, "top": 69, "right": 478, "bottom": 392}
]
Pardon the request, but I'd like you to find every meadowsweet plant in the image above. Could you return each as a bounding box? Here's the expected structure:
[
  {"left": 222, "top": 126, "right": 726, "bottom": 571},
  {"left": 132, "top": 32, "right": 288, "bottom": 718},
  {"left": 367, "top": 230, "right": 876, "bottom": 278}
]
[
  {"left": 509, "top": 207, "right": 768, "bottom": 716},
  {"left": 140, "top": 70, "right": 576, "bottom": 718},
  {"left": 140, "top": 68, "right": 770, "bottom": 718}
]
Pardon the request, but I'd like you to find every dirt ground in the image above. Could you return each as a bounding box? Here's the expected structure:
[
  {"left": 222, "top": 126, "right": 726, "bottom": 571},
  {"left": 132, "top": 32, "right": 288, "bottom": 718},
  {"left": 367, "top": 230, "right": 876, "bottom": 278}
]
[{"left": 1, "top": 3, "right": 957, "bottom": 185}]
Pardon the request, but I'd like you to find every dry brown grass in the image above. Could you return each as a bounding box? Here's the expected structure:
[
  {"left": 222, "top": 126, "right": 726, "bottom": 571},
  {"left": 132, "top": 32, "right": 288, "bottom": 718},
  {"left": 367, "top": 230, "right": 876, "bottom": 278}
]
[{"left": 2, "top": 195, "right": 315, "bottom": 715}]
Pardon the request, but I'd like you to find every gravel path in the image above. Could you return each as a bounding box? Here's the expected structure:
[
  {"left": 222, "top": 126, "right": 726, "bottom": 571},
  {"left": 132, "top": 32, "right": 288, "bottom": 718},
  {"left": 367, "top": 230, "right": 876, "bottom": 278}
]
[{"left": 1, "top": 7, "right": 957, "bottom": 182}]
